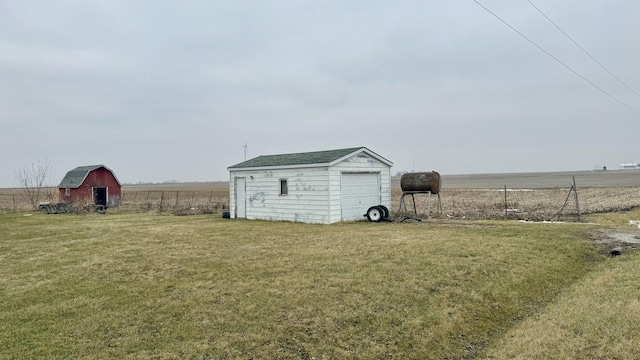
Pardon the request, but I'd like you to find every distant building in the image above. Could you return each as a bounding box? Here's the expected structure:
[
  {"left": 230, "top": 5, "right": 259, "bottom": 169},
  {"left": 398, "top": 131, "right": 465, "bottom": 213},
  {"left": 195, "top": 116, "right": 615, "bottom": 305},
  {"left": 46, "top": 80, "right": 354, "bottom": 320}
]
[
  {"left": 227, "top": 147, "right": 392, "bottom": 224},
  {"left": 619, "top": 163, "right": 640, "bottom": 170},
  {"left": 59, "top": 165, "right": 121, "bottom": 207}
]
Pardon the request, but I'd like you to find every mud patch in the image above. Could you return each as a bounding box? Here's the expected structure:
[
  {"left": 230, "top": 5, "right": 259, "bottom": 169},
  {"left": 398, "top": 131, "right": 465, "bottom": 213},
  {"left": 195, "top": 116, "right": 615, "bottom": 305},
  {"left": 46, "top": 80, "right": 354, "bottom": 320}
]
[
  {"left": 597, "top": 231, "right": 640, "bottom": 244},
  {"left": 586, "top": 227, "right": 640, "bottom": 256}
]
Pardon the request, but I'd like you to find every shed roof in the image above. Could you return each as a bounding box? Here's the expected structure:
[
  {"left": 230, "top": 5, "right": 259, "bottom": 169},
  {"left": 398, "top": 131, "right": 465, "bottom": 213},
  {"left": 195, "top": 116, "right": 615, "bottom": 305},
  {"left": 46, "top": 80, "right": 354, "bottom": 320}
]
[
  {"left": 58, "top": 165, "right": 120, "bottom": 188},
  {"left": 228, "top": 147, "right": 392, "bottom": 170}
]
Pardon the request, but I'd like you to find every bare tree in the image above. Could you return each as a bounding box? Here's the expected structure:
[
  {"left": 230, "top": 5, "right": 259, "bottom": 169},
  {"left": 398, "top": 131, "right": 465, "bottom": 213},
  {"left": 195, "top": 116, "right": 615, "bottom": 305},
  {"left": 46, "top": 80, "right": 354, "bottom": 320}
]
[{"left": 14, "top": 159, "right": 54, "bottom": 210}]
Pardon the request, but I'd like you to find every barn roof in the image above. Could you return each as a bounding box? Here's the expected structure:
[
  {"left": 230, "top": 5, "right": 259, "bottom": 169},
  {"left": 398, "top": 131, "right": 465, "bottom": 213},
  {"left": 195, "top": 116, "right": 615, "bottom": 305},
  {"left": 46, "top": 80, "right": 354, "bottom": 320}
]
[
  {"left": 228, "top": 147, "right": 392, "bottom": 170},
  {"left": 59, "top": 165, "right": 121, "bottom": 188}
]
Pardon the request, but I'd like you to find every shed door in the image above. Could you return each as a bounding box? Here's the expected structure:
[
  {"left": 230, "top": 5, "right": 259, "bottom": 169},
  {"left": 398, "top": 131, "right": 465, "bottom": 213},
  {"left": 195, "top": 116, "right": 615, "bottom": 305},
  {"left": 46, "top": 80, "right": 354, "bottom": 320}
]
[
  {"left": 235, "top": 177, "right": 246, "bottom": 218},
  {"left": 341, "top": 173, "right": 380, "bottom": 221}
]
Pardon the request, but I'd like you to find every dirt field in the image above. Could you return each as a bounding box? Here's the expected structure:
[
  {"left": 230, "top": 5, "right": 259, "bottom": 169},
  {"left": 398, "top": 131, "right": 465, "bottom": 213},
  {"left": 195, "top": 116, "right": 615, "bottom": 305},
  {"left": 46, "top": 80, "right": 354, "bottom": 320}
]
[
  {"left": 397, "top": 170, "right": 640, "bottom": 221},
  {"left": 439, "top": 170, "right": 640, "bottom": 189},
  {"left": 2, "top": 170, "right": 639, "bottom": 221}
]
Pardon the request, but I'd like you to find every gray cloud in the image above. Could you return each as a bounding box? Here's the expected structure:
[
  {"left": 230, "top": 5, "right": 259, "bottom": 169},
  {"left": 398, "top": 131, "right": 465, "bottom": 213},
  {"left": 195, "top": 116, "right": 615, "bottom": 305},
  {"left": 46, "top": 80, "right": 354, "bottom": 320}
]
[{"left": 1, "top": 0, "right": 639, "bottom": 187}]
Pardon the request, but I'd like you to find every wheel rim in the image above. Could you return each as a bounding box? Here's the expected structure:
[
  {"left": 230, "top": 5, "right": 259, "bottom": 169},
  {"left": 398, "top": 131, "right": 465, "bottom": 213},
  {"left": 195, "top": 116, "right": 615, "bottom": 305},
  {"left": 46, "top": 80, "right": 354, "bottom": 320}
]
[{"left": 369, "top": 208, "right": 381, "bottom": 221}]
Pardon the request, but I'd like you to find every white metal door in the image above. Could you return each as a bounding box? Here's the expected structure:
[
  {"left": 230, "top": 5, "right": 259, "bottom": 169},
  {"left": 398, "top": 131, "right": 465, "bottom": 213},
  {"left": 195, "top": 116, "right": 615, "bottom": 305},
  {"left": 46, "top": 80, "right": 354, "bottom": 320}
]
[
  {"left": 341, "top": 173, "right": 380, "bottom": 221},
  {"left": 235, "top": 177, "right": 246, "bottom": 218}
]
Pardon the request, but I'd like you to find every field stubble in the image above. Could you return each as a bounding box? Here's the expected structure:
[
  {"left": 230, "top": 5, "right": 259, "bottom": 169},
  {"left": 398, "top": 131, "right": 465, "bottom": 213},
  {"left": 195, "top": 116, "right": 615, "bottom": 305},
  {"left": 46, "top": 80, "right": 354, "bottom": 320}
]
[{"left": 395, "top": 187, "right": 640, "bottom": 222}]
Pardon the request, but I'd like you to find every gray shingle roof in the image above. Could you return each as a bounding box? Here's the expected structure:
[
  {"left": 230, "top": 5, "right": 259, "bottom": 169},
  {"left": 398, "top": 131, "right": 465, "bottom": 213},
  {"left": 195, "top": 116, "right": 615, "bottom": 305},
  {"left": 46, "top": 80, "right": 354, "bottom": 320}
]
[
  {"left": 58, "top": 165, "right": 118, "bottom": 188},
  {"left": 228, "top": 147, "right": 391, "bottom": 169},
  {"left": 228, "top": 147, "right": 362, "bottom": 169}
]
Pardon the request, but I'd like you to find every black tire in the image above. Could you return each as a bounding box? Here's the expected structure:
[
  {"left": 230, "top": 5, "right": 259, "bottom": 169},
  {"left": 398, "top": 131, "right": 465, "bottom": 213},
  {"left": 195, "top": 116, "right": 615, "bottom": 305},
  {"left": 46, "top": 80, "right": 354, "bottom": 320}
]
[
  {"left": 378, "top": 205, "right": 389, "bottom": 219},
  {"left": 366, "top": 206, "right": 383, "bottom": 222},
  {"left": 222, "top": 211, "right": 231, "bottom": 219}
]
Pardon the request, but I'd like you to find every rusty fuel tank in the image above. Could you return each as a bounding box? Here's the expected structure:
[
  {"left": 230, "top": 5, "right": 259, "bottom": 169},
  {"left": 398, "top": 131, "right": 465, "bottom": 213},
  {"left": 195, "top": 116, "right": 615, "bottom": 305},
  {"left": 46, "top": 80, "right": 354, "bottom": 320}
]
[{"left": 400, "top": 171, "right": 441, "bottom": 194}]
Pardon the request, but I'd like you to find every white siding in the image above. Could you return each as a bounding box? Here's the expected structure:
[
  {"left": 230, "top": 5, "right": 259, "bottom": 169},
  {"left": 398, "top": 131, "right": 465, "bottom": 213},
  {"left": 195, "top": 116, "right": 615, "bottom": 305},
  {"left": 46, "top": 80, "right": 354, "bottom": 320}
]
[
  {"left": 229, "top": 167, "right": 331, "bottom": 223},
  {"left": 229, "top": 173, "right": 237, "bottom": 218}
]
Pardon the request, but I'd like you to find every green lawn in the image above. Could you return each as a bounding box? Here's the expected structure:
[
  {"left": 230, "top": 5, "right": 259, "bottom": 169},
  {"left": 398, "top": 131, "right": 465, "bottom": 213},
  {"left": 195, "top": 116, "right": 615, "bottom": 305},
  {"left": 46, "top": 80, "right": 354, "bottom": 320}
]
[{"left": 0, "top": 211, "right": 635, "bottom": 359}]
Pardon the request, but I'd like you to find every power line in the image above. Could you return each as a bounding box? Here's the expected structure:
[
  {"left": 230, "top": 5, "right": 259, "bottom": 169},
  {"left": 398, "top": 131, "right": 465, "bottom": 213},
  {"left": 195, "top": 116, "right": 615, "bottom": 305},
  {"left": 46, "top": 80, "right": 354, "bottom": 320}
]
[
  {"left": 526, "top": 0, "right": 640, "bottom": 99},
  {"left": 472, "top": 0, "right": 640, "bottom": 117}
]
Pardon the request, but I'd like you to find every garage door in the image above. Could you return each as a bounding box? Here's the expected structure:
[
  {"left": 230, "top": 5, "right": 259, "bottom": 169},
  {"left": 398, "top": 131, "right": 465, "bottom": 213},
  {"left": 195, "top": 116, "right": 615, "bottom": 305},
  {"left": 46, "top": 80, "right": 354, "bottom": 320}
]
[{"left": 341, "top": 173, "right": 380, "bottom": 221}]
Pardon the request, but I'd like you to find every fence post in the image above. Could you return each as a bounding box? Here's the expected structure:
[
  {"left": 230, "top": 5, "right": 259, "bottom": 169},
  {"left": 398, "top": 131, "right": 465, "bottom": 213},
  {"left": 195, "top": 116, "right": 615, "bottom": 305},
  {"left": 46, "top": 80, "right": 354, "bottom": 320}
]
[
  {"left": 159, "top": 191, "right": 165, "bottom": 212},
  {"left": 175, "top": 191, "right": 180, "bottom": 207},
  {"left": 573, "top": 176, "right": 582, "bottom": 222},
  {"left": 504, "top": 185, "right": 508, "bottom": 219}
]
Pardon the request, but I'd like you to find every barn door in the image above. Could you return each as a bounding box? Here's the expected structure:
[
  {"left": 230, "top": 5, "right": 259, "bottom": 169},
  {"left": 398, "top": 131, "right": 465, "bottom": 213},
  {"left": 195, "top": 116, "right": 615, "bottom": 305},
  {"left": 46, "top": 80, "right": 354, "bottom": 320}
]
[
  {"left": 341, "top": 173, "right": 380, "bottom": 221},
  {"left": 235, "top": 177, "right": 246, "bottom": 218},
  {"left": 93, "top": 187, "right": 107, "bottom": 206}
]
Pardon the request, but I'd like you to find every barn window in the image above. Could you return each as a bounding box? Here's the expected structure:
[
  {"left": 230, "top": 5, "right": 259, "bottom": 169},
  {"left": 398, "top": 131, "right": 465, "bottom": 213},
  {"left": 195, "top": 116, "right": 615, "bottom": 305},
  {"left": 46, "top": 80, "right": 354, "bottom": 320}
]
[
  {"left": 280, "top": 179, "right": 288, "bottom": 195},
  {"left": 65, "top": 188, "right": 70, "bottom": 196}
]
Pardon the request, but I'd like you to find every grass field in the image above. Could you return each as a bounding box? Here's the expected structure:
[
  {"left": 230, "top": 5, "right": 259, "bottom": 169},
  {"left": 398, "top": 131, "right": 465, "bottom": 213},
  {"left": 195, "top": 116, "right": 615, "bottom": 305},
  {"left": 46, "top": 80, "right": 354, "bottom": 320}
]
[{"left": 2, "top": 208, "right": 640, "bottom": 359}]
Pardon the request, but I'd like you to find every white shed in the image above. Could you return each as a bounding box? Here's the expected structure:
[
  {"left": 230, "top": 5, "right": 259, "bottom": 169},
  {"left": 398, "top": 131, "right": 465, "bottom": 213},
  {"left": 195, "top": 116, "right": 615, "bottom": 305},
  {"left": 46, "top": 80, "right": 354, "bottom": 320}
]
[{"left": 227, "top": 147, "right": 393, "bottom": 224}]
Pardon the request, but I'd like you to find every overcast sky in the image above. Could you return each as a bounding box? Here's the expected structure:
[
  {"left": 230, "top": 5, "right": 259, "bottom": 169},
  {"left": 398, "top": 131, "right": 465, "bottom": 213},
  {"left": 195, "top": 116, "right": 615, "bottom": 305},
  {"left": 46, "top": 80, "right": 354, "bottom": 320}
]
[{"left": 2, "top": 0, "right": 639, "bottom": 187}]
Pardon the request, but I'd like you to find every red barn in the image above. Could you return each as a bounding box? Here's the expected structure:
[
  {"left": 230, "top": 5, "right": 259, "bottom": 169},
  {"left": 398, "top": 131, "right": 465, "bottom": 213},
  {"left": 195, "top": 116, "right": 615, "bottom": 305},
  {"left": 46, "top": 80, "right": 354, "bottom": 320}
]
[{"left": 59, "top": 165, "right": 121, "bottom": 207}]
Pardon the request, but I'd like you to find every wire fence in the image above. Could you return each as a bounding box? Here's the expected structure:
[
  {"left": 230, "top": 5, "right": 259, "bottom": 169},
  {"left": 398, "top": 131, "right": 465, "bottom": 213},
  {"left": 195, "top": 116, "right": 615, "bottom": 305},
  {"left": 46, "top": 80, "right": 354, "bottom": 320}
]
[
  {"left": 1, "top": 185, "right": 639, "bottom": 221},
  {"left": 120, "top": 188, "right": 229, "bottom": 215},
  {"left": 0, "top": 193, "right": 20, "bottom": 212},
  {"left": 391, "top": 186, "right": 640, "bottom": 221},
  {"left": 0, "top": 189, "right": 59, "bottom": 213},
  {"left": 0, "top": 187, "right": 229, "bottom": 215}
]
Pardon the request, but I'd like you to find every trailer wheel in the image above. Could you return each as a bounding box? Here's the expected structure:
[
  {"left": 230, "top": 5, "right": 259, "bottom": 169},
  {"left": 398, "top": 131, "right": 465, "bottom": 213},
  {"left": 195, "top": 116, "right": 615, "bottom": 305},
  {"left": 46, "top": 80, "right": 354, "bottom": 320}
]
[
  {"left": 378, "top": 205, "right": 389, "bottom": 219},
  {"left": 366, "top": 206, "right": 383, "bottom": 222}
]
